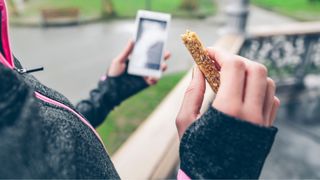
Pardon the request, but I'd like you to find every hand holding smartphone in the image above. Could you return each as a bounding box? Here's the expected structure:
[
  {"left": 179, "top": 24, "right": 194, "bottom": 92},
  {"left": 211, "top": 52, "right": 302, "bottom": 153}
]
[{"left": 128, "top": 10, "right": 171, "bottom": 78}]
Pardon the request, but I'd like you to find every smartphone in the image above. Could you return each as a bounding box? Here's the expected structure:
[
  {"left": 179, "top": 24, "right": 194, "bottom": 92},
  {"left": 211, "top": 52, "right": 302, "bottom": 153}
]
[{"left": 128, "top": 10, "right": 171, "bottom": 78}]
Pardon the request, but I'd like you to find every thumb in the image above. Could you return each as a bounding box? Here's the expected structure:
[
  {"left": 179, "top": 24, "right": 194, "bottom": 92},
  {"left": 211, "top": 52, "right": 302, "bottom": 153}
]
[
  {"left": 116, "top": 40, "right": 134, "bottom": 63},
  {"left": 176, "top": 66, "right": 206, "bottom": 138}
]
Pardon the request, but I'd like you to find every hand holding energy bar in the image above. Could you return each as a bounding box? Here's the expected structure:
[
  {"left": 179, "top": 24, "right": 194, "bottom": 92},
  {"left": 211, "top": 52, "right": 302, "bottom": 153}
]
[{"left": 181, "top": 30, "right": 220, "bottom": 93}]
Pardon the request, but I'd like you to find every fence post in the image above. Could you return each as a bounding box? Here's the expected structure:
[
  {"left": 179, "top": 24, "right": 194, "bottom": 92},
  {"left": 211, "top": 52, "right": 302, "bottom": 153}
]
[{"left": 223, "top": 0, "right": 250, "bottom": 35}]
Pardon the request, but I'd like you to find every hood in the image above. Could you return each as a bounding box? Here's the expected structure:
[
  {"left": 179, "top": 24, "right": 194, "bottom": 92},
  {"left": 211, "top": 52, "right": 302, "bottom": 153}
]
[{"left": 0, "top": 0, "right": 13, "bottom": 69}]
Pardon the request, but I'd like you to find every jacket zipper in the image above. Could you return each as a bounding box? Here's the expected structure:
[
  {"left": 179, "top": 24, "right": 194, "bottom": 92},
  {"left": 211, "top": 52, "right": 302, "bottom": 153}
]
[
  {"left": 35, "top": 92, "right": 107, "bottom": 150},
  {"left": 15, "top": 67, "right": 44, "bottom": 74}
]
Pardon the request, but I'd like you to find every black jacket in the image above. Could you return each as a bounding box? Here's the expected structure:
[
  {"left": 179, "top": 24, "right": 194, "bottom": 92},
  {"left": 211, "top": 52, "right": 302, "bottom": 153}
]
[{"left": 0, "top": 59, "right": 277, "bottom": 179}]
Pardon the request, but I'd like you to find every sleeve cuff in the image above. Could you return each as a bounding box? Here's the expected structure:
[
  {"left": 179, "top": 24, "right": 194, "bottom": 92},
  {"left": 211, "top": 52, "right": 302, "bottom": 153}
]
[{"left": 179, "top": 107, "right": 278, "bottom": 179}]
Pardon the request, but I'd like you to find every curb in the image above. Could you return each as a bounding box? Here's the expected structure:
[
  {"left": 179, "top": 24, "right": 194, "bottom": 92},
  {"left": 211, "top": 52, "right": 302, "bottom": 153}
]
[{"left": 9, "top": 15, "right": 104, "bottom": 27}]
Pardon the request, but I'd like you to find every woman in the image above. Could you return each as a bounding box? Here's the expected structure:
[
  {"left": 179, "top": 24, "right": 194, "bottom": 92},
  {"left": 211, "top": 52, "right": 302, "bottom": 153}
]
[{"left": 0, "top": 0, "right": 280, "bottom": 179}]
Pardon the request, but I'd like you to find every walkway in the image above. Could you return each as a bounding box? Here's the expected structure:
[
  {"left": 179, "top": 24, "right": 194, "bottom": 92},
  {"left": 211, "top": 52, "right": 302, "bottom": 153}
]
[{"left": 10, "top": 18, "right": 219, "bottom": 103}]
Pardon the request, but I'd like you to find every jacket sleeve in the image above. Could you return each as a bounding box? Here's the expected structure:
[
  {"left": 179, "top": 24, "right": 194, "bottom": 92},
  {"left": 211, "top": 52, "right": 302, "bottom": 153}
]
[
  {"left": 76, "top": 72, "right": 148, "bottom": 128},
  {"left": 179, "top": 107, "right": 278, "bottom": 179},
  {"left": 0, "top": 64, "right": 48, "bottom": 178}
]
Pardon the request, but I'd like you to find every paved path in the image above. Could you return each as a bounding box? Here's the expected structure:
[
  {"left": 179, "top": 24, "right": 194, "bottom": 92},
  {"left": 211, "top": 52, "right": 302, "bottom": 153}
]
[
  {"left": 9, "top": 4, "right": 320, "bottom": 178},
  {"left": 10, "top": 5, "right": 295, "bottom": 103},
  {"left": 10, "top": 18, "right": 220, "bottom": 103}
]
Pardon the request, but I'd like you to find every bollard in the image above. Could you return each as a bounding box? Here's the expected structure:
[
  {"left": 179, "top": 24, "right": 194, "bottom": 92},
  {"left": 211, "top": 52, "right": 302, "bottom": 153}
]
[{"left": 223, "top": 0, "right": 250, "bottom": 35}]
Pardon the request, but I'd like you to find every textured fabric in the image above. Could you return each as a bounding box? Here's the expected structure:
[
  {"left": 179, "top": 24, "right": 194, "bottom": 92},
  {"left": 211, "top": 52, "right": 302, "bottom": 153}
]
[
  {"left": 0, "top": 61, "right": 121, "bottom": 179},
  {"left": 0, "top": 64, "right": 48, "bottom": 178},
  {"left": 76, "top": 71, "right": 148, "bottom": 127},
  {"left": 179, "top": 107, "right": 278, "bottom": 179},
  {"left": 0, "top": 56, "right": 149, "bottom": 178}
]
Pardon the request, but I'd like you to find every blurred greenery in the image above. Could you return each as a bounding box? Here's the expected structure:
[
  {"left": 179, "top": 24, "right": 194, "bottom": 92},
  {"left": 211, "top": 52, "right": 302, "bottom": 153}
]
[
  {"left": 9, "top": 0, "right": 215, "bottom": 19},
  {"left": 9, "top": 0, "right": 102, "bottom": 17},
  {"left": 252, "top": 0, "right": 320, "bottom": 21},
  {"left": 97, "top": 71, "right": 186, "bottom": 154},
  {"left": 111, "top": 0, "right": 215, "bottom": 18}
]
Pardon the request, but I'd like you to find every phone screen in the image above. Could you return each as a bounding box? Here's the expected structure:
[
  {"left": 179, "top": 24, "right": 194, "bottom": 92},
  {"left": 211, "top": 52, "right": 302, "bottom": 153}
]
[{"left": 132, "top": 18, "right": 167, "bottom": 70}]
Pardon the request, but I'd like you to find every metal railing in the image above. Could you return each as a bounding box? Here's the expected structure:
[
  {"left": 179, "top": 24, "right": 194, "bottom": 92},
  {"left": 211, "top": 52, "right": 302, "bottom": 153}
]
[{"left": 242, "top": 22, "right": 320, "bottom": 88}]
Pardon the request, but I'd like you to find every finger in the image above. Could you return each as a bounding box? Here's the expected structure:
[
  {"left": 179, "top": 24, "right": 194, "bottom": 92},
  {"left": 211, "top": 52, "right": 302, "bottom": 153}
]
[
  {"left": 179, "top": 67, "right": 205, "bottom": 120},
  {"left": 262, "top": 78, "right": 276, "bottom": 123},
  {"left": 207, "top": 47, "right": 233, "bottom": 68},
  {"left": 269, "top": 97, "right": 280, "bottom": 126},
  {"left": 214, "top": 55, "right": 246, "bottom": 107},
  {"left": 244, "top": 61, "right": 268, "bottom": 116},
  {"left": 117, "top": 40, "right": 134, "bottom": 63},
  {"left": 144, "top": 77, "right": 159, "bottom": 85},
  {"left": 161, "top": 63, "right": 168, "bottom": 72},
  {"left": 164, "top": 51, "right": 171, "bottom": 61},
  {"left": 176, "top": 67, "right": 206, "bottom": 137}
]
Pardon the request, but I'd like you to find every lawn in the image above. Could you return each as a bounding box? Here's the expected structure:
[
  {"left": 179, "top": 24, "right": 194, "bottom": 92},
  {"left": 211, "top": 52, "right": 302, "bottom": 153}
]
[
  {"left": 252, "top": 0, "right": 320, "bottom": 21},
  {"left": 9, "top": 0, "right": 215, "bottom": 19},
  {"left": 9, "top": 0, "right": 102, "bottom": 17},
  {"left": 97, "top": 71, "right": 186, "bottom": 154},
  {"left": 112, "top": 0, "right": 215, "bottom": 18}
]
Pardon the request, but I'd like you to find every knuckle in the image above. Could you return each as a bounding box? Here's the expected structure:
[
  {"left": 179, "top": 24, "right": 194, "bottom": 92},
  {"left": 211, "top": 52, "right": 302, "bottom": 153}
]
[
  {"left": 175, "top": 117, "right": 182, "bottom": 129},
  {"left": 267, "top": 78, "right": 276, "bottom": 90},
  {"left": 185, "top": 84, "right": 196, "bottom": 95},
  {"left": 253, "top": 64, "right": 268, "bottom": 77},
  {"left": 274, "top": 97, "right": 281, "bottom": 107},
  {"left": 175, "top": 115, "right": 189, "bottom": 130},
  {"left": 228, "top": 58, "right": 246, "bottom": 70}
]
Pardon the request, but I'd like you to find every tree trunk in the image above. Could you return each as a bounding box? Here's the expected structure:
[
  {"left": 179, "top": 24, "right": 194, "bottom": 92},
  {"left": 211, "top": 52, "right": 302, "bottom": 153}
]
[
  {"left": 180, "top": 0, "right": 198, "bottom": 11},
  {"left": 309, "top": 0, "right": 320, "bottom": 3},
  {"left": 102, "top": 0, "right": 116, "bottom": 17},
  {"left": 9, "top": 0, "right": 25, "bottom": 16},
  {"left": 145, "top": 0, "right": 152, "bottom": 10}
]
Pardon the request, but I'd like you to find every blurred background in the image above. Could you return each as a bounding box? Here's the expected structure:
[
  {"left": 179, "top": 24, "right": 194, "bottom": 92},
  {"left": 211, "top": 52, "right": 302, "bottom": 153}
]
[{"left": 7, "top": 0, "right": 320, "bottom": 178}]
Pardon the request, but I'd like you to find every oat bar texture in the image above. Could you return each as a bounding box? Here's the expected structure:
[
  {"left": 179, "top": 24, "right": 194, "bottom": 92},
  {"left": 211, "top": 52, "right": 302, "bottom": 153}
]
[{"left": 181, "top": 30, "right": 220, "bottom": 93}]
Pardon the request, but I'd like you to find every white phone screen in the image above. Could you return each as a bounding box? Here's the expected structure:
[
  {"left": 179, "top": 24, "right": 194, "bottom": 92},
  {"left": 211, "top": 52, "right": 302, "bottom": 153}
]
[{"left": 132, "top": 18, "right": 167, "bottom": 70}]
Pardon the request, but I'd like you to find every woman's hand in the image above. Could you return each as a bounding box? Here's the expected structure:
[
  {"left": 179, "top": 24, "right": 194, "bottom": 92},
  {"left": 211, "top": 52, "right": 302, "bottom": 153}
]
[
  {"left": 108, "top": 40, "right": 171, "bottom": 85},
  {"left": 176, "top": 48, "right": 280, "bottom": 138}
]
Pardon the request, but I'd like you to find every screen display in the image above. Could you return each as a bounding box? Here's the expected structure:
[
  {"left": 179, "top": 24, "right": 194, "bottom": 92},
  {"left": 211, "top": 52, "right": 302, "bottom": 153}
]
[{"left": 131, "top": 18, "right": 167, "bottom": 70}]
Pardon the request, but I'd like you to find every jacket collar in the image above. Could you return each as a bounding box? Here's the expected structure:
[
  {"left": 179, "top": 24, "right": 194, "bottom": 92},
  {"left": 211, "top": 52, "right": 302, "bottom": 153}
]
[{"left": 0, "top": 0, "right": 14, "bottom": 69}]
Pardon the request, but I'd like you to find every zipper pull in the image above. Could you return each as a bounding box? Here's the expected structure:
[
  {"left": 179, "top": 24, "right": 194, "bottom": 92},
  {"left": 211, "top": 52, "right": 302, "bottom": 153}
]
[{"left": 15, "top": 67, "right": 44, "bottom": 74}]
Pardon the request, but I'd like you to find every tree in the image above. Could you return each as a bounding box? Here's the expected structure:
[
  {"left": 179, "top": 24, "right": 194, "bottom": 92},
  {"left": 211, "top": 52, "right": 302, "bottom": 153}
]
[
  {"left": 145, "top": 0, "right": 152, "bottom": 10},
  {"left": 180, "top": 0, "right": 198, "bottom": 11},
  {"left": 9, "top": 0, "right": 25, "bottom": 16},
  {"left": 309, "top": 0, "right": 320, "bottom": 3},
  {"left": 102, "top": 0, "right": 115, "bottom": 17}
]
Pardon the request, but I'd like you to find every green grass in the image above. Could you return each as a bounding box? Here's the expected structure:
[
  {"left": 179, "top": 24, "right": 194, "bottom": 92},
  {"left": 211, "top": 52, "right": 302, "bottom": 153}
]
[
  {"left": 112, "top": 0, "right": 215, "bottom": 18},
  {"left": 252, "top": 0, "right": 320, "bottom": 21},
  {"left": 97, "top": 71, "right": 186, "bottom": 154},
  {"left": 10, "top": 0, "right": 102, "bottom": 17},
  {"left": 9, "top": 0, "right": 215, "bottom": 19}
]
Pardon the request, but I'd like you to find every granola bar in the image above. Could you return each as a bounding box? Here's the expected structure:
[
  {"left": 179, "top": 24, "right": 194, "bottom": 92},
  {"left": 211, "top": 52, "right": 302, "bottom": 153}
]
[{"left": 181, "top": 30, "right": 220, "bottom": 93}]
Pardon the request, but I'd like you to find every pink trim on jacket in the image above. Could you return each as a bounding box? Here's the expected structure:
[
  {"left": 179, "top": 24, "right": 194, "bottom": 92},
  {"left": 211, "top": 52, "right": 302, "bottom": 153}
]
[
  {"left": 35, "top": 92, "right": 107, "bottom": 150},
  {"left": 177, "top": 169, "right": 191, "bottom": 180},
  {"left": 0, "top": 0, "right": 107, "bottom": 152},
  {"left": 0, "top": 0, "right": 13, "bottom": 69}
]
